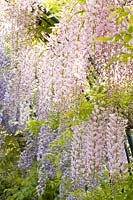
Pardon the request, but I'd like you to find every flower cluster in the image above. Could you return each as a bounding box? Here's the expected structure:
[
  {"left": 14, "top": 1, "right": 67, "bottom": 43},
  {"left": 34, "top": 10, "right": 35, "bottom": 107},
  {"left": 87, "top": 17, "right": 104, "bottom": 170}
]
[
  {"left": 1, "top": 1, "right": 42, "bottom": 129},
  {"left": 37, "top": 126, "right": 58, "bottom": 195},
  {"left": 107, "top": 112, "right": 128, "bottom": 178},
  {"left": 71, "top": 106, "right": 107, "bottom": 188},
  {"left": 1, "top": 0, "right": 131, "bottom": 127},
  {"left": 18, "top": 134, "right": 38, "bottom": 170},
  {"left": 85, "top": 0, "right": 133, "bottom": 89},
  {"left": 0, "top": 0, "right": 132, "bottom": 197},
  {"left": 71, "top": 106, "right": 128, "bottom": 188},
  {"left": 37, "top": 1, "right": 88, "bottom": 119}
]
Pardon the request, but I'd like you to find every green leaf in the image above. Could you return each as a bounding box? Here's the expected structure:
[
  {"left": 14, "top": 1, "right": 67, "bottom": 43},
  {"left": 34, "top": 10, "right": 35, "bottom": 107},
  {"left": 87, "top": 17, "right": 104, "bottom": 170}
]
[
  {"left": 47, "top": 111, "right": 60, "bottom": 130},
  {"left": 128, "top": 26, "right": 133, "bottom": 33},
  {"left": 118, "top": 54, "right": 132, "bottom": 63},
  {"left": 116, "top": 11, "right": 129, "bottom": 25},
  {"left": 123, "top": 44, "right": 133, "bottom": 52},
  {"left": 78, "top": 0, "right": 86, "bottom": 3},
  {"left": 56, "top": 169, "right": 62, "bottom": 178},
  {"left": 94, "top": 37, "right": 112, "bottom": 42},
  {"left": 108, "top": 8, "right": 123, "bottom": 20},
  {"left": 123, "top": 33, "right": 132, "bottom": 43},
  {"left": 26, "top": 119, "right": 45, "bottom": 136},
  {"left": 112, "top": 34, "right": 121, "bottom": 43},
  {"left": 129, "top": 15, "right": 133, "bottom": 25}
]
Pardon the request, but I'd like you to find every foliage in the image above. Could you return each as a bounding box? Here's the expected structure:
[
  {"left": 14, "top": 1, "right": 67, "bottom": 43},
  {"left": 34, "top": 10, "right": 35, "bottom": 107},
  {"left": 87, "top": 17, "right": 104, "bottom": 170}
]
[
  {"left": 0, "top": 131, "right": 38, "bottom": 200},
  {"left": 43, "top": 0, "right": 86, "bottom": 18},
  {"left": 42, "top": 0, "right": 70, "bottom": 18},
  {"left": 26, "top": 118, "right": 45, "bottom": 136}
]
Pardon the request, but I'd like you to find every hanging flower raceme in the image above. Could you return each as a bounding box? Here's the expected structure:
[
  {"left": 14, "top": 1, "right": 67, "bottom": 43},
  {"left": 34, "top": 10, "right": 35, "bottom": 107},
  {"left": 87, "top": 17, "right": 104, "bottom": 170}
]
[
  {"left": 37, "top": 1, "right": 88, "bottom": 120},
  {"left": 1, "top": 0, "right": 43, "bottom": 129},
  {"left": 71, "top": 106, "right": 128, "bottom": 189},
  {"left": 71, "top": 106, "right": 107, "bottom": 189},
  {"left": 71, "top": 123, "right": 88, "bottom": 189},
  {"left": 18, "top": 134, "right": 38, "bottom": 170},
  {"left": 107, "top": 112, "right": 128, "bottom": 178},
  {"left": 85, "top": 0, "right": 133, "bottom": 89},
  {"left": 37, "top": 126, "right": 59, "bottom": 195}
]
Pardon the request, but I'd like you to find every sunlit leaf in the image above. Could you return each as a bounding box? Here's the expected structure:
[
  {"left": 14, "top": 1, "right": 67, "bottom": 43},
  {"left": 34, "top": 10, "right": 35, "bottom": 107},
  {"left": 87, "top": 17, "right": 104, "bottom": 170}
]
[{"left": 94, "top": 37, "right": 113, "bottom": 42}]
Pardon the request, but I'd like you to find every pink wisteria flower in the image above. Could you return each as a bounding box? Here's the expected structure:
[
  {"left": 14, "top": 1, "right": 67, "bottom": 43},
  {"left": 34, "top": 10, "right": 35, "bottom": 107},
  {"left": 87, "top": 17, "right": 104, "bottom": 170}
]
[{"left": 107, "top": 112, "right": 128, "bottom": 178}]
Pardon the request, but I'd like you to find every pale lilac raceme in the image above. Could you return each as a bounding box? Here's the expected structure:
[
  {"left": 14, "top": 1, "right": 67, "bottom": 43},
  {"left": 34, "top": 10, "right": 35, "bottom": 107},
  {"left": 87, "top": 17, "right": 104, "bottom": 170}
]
[
  {"left": 0, "top": 79, "right": 6, "bottom": 103},
  {"left": 36, "top": 165, "right": 48, "bottom": 196},
  {"left": 85, "top": 107, "right": 107, "bottom": 184},
  {"left": 17, "top": 46, "right": 40, "bottom": 128},
  {"left": 71, "top": 106, "right": 128, "bottom": 187},
  {"left": 37, "top": 126, "right": 58, "bottom": 195},
  {"left": 66, "top": 195, "right": 77, "bottom": 200},
  {"left": 18, "top": 134, "right": 38, "bottom": 170},
  {"left": 37, "top": 124, "right": 71, "bottom": 196},
  {"left": 85, "top": 0, "right": 133, "bottom": 88},
  {"left": 37, "top": 126, "right": 54, "bottom": 162},
  {"left": 37, "top": 1, "right": 87, "bottom": 119},
  {"left": 0, "top": 40, "right": 10, "bottom": 68},
  {"left": 71, "top": 106, "right": 107, "bottom": 188},
  {"left": 107, "top": 112, "right": 128, "bottom": 178},
  {"left": 71, "top": 123, "right": 87, "bottom": 188},
  {"left": 1, "top": 1, "right": 43, "bottom": 129},
  {"left": 37, "top": 45, "right": 55, "bottom": 121},
  {"left": 3, "top": 67, "right": 20, "bottom": 126}
]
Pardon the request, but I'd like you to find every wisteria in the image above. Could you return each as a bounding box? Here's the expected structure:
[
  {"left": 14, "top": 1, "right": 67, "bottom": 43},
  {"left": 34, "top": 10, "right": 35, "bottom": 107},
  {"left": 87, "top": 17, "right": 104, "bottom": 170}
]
[
  {"left": 71, "top": 106, "right": 128, "bottom": 188},
  {"left": 0, "top": 0, "right": 133, "bottom": 198},
  {"left": 37, "top": 1, "right": 87, "bottom": 120},
  {"left": 107, "top": 112, "right": 128, "bottom": 178},
  {"left": 18, "top": 134, "right": 38, "bottom": 169},
  {"left": 37, "top": 126, "right": 58, "bottom": 195}
]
